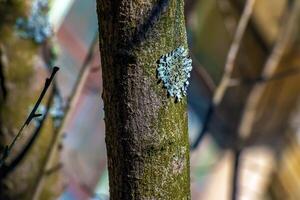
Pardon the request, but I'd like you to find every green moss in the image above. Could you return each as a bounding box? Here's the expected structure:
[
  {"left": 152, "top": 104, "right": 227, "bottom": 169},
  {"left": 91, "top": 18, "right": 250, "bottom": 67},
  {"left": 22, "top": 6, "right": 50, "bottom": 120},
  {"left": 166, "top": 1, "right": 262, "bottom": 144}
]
[
  {"left": 140, "top": 100, "right": 190, "bottom": 199},
  {"left": 136, "top": 0, "right": 188, "bottom": 96},
  {"left": 97, "top": 0, "right": 191, "bottom": 198},
  {"left": 127, "top": 0, "right": 191, "bottom": 199}
]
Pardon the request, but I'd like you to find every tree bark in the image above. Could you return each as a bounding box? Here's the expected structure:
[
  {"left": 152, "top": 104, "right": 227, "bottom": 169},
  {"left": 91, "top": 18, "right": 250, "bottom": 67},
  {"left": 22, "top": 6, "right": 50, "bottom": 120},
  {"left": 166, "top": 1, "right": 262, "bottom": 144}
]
[{"left": 96, "top": 0, "right": 191, "bottom": 199}]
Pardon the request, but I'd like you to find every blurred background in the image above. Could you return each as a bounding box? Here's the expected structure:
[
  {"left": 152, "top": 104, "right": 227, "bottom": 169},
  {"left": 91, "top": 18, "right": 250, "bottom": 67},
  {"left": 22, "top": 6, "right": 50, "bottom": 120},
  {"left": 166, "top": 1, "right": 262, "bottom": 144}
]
[{"left": 0, "top": 0, "right": 300, "bottom": 199}]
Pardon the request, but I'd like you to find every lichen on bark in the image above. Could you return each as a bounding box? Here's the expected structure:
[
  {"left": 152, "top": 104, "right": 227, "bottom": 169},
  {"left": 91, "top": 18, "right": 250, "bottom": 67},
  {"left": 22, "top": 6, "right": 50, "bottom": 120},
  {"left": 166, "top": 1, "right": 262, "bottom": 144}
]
[{"left": 97, "top": 0, "right": 191, "bottom": 199}]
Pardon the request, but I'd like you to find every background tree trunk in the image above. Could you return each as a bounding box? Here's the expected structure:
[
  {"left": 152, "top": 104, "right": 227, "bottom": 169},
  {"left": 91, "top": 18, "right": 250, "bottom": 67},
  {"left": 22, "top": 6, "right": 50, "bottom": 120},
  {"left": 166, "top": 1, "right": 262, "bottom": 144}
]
[
  {"left": 0, "top": 2, "right": 63, "bottom": 199},
  {"left": 96, "top": 0, "right": 191, "bottom": 199}
]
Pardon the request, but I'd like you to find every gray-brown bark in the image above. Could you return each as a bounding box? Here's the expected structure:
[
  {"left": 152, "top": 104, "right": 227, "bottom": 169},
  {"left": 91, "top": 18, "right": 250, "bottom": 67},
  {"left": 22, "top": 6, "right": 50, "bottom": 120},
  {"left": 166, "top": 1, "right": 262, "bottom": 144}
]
[{"left": 96, "top": 0, "right": 191, "bottom": 199}]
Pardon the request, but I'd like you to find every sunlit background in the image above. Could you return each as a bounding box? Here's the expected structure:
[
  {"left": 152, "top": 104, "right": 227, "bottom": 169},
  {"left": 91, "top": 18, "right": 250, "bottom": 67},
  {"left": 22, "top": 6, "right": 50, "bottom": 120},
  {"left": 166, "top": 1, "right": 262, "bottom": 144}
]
[{"left": 1, "top": 0, "right": 300, "bottom": 199}]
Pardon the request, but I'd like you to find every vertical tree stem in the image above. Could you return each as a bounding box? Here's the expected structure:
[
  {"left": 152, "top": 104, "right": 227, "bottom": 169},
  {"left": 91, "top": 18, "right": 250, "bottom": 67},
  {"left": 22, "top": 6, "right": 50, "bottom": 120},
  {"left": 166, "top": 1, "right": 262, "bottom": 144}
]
[{"left": 96, "top": 0, "right": 191, "bottom": 199}]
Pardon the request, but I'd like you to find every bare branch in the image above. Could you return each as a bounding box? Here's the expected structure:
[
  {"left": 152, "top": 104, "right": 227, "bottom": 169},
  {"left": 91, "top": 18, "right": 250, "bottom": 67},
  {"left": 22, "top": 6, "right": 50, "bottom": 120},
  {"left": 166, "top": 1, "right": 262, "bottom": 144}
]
[
  {"left": 213, "top": 0, "right": 257, "bottom": 105},
  {"left": 238, "top": 1, "right": 300, "bottom": 140},
  {"left": 32, "top": 33, "right": 99, "bottom": 200},
  {"left": 0, "top": 67, "right": 59, "bottom": 172}
]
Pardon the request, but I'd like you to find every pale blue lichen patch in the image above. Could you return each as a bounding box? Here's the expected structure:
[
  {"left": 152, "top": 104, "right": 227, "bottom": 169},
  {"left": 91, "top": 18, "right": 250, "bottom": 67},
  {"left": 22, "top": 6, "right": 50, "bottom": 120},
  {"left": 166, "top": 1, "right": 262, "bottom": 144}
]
[
  {"left": 157, "top": 46, "right": 192, "bottom": 101},
  {"left": 15, "top": 0, "right": 52, "bottom": 43}
]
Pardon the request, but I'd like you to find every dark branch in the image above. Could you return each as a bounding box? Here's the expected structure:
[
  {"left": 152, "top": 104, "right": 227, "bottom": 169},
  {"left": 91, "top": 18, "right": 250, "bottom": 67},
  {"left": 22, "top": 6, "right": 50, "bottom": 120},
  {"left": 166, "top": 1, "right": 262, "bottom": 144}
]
[
  {"left": 231, "top": 149, "right": 242, "bottom": 200},
  {"left": 0, "top": 49, "right": 7, "bottom": 100},
  {"left": 0, "top": 88, "right": 54, "bottom": 178},
  {"left": 25, "top": 66, "right": 59, "bottom": 125},
  {"left": 0, "top": 67, "right": 59, "bottom": 173},
  {"left": 190, "top": 102, "right": 214, "bottom": 150}
]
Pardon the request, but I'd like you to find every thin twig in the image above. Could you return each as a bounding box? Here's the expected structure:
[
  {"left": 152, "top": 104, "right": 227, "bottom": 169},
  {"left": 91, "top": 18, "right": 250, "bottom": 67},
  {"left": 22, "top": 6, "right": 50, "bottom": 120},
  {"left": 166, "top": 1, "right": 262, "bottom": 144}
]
[
  {"left": 231, "top": 149, "right": 242, "bottom": 200},
  {"left": 226, "top": 67, "right": 300, "bottom": 87},
  {"left": 0, "top": 46, "right": 7, "bottom": 100},
  {"left": 213, "top": 0, "right": 256, "bottom": 105},
  {"left": 32, "top": 33, "right": 99, "bottom": 200},
  {"left": 225, "top": 0, "right": 269, "bottom": 52},
  {"left": 0, "top": 67, "right": 59, "bottom": 171},
  {"left": 190, "top": 102, "right": 213, "bottom": 150},
  {"left": 238, "top": 1, "right": 300, "bottom": 140},
  {"left": 190, "top": 0, "right": 256, "bottom": 150},
  {"left": 0, "top": 88, "right": 55, "bottom": 178},
  {"left": 191, "top": 54, "right": 216, "bottom": 93}
]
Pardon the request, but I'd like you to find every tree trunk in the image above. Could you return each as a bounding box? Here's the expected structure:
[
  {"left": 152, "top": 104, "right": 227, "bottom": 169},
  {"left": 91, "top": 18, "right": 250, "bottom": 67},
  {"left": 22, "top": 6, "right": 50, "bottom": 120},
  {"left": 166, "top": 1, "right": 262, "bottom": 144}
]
[{"left": 96, "top": 0, "right": 191, "bottom": 199}]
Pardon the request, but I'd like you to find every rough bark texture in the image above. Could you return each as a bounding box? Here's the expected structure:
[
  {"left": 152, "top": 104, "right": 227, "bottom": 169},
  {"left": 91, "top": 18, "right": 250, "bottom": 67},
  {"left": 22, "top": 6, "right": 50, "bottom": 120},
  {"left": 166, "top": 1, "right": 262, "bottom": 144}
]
[{"left": 96, "top": 0, "right": 191, "bottom": 199}]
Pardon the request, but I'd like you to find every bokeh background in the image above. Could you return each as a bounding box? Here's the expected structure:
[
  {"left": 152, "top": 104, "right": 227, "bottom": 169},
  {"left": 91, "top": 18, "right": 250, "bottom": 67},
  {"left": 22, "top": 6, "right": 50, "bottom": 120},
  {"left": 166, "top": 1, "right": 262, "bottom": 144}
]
[{"left": 0, "top": 0, "right": 300, "bottom": 199}]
